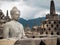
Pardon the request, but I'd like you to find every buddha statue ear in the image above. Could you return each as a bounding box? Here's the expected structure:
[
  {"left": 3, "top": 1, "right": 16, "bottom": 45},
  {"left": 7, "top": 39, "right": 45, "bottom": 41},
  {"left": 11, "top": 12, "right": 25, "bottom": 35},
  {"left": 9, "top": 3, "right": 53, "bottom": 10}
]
[{"left": 10, "top": 6, "right": 20, "bottom": 15}]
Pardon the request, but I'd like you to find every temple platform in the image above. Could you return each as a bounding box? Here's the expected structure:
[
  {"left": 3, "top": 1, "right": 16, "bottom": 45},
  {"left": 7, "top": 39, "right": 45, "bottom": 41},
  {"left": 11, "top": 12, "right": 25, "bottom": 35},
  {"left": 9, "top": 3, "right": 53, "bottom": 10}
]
[{"left": 0, "top": 37, "right": 57, "bottom": 45}]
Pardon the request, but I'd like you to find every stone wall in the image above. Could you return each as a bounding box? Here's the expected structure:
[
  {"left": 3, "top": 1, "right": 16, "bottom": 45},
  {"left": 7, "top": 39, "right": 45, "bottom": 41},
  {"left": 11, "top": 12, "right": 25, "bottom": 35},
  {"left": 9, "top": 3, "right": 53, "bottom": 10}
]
[{"left": 0, "top": 37, "right": 57, "bottom": 45}]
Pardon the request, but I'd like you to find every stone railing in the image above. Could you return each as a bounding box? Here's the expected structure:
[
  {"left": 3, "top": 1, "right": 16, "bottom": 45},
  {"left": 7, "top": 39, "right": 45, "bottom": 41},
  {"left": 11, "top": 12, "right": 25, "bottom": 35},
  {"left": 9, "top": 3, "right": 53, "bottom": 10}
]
[{"left": 0, "top": 37, "right": 58, "bottom": 45}]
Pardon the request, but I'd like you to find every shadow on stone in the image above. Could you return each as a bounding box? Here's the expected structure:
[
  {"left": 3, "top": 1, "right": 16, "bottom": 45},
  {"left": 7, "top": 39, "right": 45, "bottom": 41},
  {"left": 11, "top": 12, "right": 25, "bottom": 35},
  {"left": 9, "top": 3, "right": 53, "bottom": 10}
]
[
  {"left": 0, "top": 37, "right": 3, "bottom": 39},
  {"left": 39, "top": 40, "right": 46, "bottom": 45},
  {"left": 57, "top": 38, "right": 60, "bottom": 45},
  {"left": 14, "top": 40, "right": 21, "bottom": 45}
]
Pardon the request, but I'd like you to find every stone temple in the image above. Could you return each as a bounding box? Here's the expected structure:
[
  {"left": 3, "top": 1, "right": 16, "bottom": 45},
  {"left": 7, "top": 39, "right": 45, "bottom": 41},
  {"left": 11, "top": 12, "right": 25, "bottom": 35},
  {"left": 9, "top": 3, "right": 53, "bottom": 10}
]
[
  {"left": 40, "top": 0, "right": 60, "bottom": 35},
  {"left": 0, "top": 10, "right": 10, "bottom": 39},
  {"left": 0, "top": 0, "right": 60, "bottom": 45},
  {"left": 25, "top": 0, "right": 60, "bottom": 38}
]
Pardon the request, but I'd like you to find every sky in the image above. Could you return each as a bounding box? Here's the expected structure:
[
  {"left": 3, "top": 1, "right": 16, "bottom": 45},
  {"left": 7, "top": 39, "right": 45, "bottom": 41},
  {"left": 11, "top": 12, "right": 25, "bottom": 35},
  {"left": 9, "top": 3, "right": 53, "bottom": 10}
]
[{"left": 0, "top": 0, "right": 60, "bottom": 20}]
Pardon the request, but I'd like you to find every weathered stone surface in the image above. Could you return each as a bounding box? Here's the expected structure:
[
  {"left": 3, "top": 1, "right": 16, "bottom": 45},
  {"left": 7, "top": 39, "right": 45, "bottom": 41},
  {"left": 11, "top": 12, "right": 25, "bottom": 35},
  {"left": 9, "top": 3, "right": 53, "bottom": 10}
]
[
  {"left": 0, "top": 38, "right": 57, "bottom": 45},
  {"left": 14, "top": 38, "right": 57, "bottom": 45},
  {"left": 0, "top": 39, "right": 16, "bottom": 45}
]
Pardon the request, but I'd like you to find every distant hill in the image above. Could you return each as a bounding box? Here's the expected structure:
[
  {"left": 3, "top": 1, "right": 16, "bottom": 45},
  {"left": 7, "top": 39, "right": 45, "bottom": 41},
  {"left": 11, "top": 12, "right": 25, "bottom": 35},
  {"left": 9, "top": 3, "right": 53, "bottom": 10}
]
[{"left": 18, "top": 17, "right": 46, "bottom": 28}]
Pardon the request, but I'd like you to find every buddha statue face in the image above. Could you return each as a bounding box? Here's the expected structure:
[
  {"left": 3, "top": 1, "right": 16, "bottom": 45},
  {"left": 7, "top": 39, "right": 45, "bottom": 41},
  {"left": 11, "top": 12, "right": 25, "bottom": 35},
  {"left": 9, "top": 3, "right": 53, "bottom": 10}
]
[{"left": 10, "top": 7, "right": 20, "bottom": 21}]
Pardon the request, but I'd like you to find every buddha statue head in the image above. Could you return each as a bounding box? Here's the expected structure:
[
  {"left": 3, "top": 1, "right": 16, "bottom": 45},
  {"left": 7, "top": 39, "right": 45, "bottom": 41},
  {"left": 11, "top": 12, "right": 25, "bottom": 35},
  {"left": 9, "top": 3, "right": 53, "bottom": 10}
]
[{"left": 10, "top": 6, "right": 20, "bottom": 21}]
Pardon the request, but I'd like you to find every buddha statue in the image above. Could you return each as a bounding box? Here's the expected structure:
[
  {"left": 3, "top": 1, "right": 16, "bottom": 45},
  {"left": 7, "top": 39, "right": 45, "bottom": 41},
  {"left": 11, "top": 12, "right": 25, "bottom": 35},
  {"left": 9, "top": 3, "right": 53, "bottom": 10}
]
[{"left": 3, "top": 6, "right": 27, "bottom": 40}]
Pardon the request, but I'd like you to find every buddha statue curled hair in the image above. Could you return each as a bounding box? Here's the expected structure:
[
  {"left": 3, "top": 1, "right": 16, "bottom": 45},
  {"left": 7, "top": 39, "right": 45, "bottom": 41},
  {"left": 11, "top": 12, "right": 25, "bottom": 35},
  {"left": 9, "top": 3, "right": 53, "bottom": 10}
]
[{"left": 10, "top": 6, "right": 20, "bottom": 15}]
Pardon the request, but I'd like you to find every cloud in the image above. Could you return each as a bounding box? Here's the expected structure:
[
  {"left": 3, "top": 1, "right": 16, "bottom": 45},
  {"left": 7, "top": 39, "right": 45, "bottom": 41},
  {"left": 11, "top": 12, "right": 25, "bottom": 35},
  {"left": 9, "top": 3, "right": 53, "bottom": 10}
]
[
  {"left": 20, "top": 5, "right": 41, "bottom": 20},
  {"left": 0, "top": 0, "right": 60, "bottom": 20},
  {"left": 34, "top": 9, "right": 49, "bottom": 18},
  {"left": 24, "top": 0, "right": 50, "bottom": 8},
  {"left": 0, "top": 1, "right": 20, "bottom": 18},
  {"left": 0, "top": 0, "right": 20, "bottom": 1},
  {"left": 24, "top": 0, "right": 60, "bottom": 18},
  {"left": 24, "top": 0, "right": 60, "bottom": 12}
]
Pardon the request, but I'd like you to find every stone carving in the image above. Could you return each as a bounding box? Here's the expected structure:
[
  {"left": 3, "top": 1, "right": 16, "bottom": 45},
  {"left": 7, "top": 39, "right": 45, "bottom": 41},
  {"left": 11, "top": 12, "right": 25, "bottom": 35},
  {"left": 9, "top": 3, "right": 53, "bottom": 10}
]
[
  {"left": 3, "top": 6, "right": 27, "bottom": 39},
  {"left": 0, "top": 9, "right": 6, "bottom": 39}
]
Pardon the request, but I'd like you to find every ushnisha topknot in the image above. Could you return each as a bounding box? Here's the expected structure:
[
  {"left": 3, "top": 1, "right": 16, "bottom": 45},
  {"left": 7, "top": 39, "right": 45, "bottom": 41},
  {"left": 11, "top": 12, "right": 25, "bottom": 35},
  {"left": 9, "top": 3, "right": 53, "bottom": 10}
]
[{"left": 10, "top": 6, "right": 20, "bottom": 15}]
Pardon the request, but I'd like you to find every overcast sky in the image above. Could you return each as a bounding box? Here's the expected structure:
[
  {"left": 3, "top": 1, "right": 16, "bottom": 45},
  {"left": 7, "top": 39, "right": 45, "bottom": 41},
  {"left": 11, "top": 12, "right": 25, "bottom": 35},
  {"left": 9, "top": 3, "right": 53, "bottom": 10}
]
[{"left": 0, "top": 0, "right": 60, "bottom": 20}]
